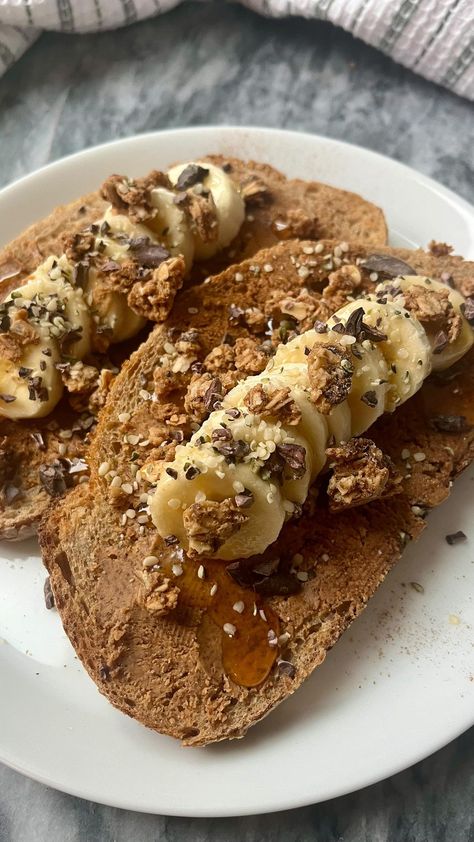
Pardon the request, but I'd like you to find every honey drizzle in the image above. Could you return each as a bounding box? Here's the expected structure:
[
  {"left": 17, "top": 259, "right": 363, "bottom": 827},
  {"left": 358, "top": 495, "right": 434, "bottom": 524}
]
[
  {"left": 422, "top": 362, "right": 474, "bottom": 425},
  {"left": 157, "top": 547, "right": 280, "bottom": 688}
]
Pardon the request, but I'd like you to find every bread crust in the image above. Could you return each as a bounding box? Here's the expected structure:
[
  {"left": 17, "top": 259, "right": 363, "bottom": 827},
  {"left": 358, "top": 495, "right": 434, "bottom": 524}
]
[
  {"left": 40, "top": 239, "right": 474, "bottom": 745},
  {"left": 0, "top": 160, "right": 387, "bottom": 539}
]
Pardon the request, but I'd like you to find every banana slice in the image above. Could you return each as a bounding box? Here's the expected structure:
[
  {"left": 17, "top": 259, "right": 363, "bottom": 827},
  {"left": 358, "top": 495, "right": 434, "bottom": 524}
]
[
  {"left": 147, "top": 188, "right": 195, "bottom": 270},
  {"left": 0, "top": 335, "right": 61, "bottom": 420},
  {"left": 168, "top": 161, "right": 245, "bottom": 260},
  {"left": 11, "top": 268, "right": 92, "bottom": 359},
  {"left": 224, "top": 365, "right": 328, "bottom": 482},
  {"left": 194, "top": 405, "right": 312, "bottom": 505},
  {"left": 84, "top": 211, "right": 150, "bottom": 344},
  {"left": 150, "top": 444, "right": 285, "bottom": 560},
  {"left": 99, "top": 209, "right": 155, "bottom": 263},
  {"left": 272, "top": 335, "right": 354, "bottom": 441},
  {"left": 390, "top": 275, "right": 474, "bottom": 371},
  {"left": 85, "top": 268, "right": 145, "bottom": 344},
  {"left": 320, "top": 316, "right": 390, "bottom": 435},
  {"left": 272, "top": 329, "right": 317, "bottom": 367},
  {"left": 334, "top": 298, "right": 432, "bottom": 412}
]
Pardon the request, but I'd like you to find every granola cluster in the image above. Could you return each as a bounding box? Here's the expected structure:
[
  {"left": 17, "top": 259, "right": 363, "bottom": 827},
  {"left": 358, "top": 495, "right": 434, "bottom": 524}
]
[
  {"left": 307, "top": 340, "right": 353, "bottom": 414},
  {"left": 320, "top": 265, "right": 362, "bottom": 315},
  {"left": 0, "top": 313, "right": 39, "bottom": 361},
  {"left": 401, "top": 284, "right": 462, "bottom": 349},
  {"left": 127, "top": 255, "right": 186, "bottom": 322},
  {"left": 326, "top": 438, "right": 401, "bottom": 511},
  {"left": 184, "top": 373, "right": 224, "bottom": 422},
  {"left": 100, "top": 171, "right": 169, "bottom": 223},
  {"left": 182, "top": 498, "right": 249, "bottom": 558},
  {"left": 139, "top": 569, "right": 179, "bottom": 616},
  {"left": 243, "top": 383, "right": 301, "bottom": 425}
]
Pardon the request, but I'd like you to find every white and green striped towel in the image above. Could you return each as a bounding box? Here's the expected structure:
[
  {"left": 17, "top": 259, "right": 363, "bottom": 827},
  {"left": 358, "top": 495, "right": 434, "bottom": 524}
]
[{"left": 0, "top": 0, "right": 472, "bottom": 100}]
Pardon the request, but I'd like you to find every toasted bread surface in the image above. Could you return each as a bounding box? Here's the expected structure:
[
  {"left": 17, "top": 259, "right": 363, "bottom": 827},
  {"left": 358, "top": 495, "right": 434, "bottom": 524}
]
[
  {"left": 40, "top": 239, "right": 474, "bottom": 745},
  {"left": 0, "top": 160, "right": 387, "bottom": 539}
]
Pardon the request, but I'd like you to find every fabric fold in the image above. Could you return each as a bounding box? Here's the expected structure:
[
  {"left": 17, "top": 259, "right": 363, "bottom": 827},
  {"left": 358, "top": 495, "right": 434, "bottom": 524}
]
[{"left": 0, "top": 0, "right": 472, "bottom": 100}]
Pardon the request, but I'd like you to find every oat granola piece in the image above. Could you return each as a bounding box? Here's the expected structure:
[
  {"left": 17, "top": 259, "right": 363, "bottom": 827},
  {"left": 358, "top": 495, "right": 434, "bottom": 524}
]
[
  {"left": 184, "top": 373, "right": 224, "bottom": 422},
  {"left": 203, "top": 343, "right": 236, "bottom": 375},
  {"left": 282, "top": 290, "right": 319, "bottom": 321},
  {"left": 242, "top": 307, "right": 267, "bottom": 333},
  {"left": 265, "top": 289, "right": 320, "bottom": 332},
  {"left": 401, "top": 284, "right": 462, "bottom": 345},
  {"left": 240, "top": 176, "right": 272, "bottom": 206},
  {"left": 174, "top": 329, "right": 201, "bottom": 357},
  {"left": 138, "top": 570, "right": 179, "bottom": 616},
  {"left": 428, "top": 240, "right": 453, "bottom": 258},
  {"left": 0, "top": 319, "right": 39, "bottom": 362},
  {"left": 243, "top": 383, "right": 301, "bottom": 425},
  {"left": 63, "top": 229, "right": 96, "bottom": 262},
  {"left": 233, "top": 337, "right": 269, "bottom": 375},
  {"left": 127, "top": 256, "right": 186, "bottom": 322},
  {"left": 307, "top": 340, "right": 353, "bottom": 414},
  {"left": 178, "top": 189, "right": 218, "bottom": 245},
  {"left": 322, "top": 265, "right": 362, "bottom": 311},
  {"left": 272, "top": 208, "right": 319, "bottom": 240},
  {"left": 326, "top": 437, "right": 402, "bottom": 512},
  {"left": 182, "top": 498, "right": 249, "bottom": 558},
  {"left": 100, "top": 171, "right": 169, "bottom": 223},
  {"left": 60, "top": 362, "right": 99, "bottom": 395},
  {"left": 96, "top": 259, "right": 143, "bottom": 295}
]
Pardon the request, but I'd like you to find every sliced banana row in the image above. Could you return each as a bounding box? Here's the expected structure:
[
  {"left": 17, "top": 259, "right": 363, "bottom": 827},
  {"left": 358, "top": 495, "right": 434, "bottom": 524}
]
[
  {"left": 150, "top": 275, "right": 473, "bottom": 560},
  {"left": 0, "top": 162, "right": 245, "bottom": 420}
]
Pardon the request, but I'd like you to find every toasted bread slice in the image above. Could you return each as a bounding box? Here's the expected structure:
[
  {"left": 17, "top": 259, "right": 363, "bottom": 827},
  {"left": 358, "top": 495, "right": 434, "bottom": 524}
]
[
  {"left": 0, "top": 160, "right": 387, "bottom": 540},
  {"left": 40, "top": 239, "right": 474, "bottom": 745},
  {"left": 197, "top": 155, "right": 388, "bottom": 276}
]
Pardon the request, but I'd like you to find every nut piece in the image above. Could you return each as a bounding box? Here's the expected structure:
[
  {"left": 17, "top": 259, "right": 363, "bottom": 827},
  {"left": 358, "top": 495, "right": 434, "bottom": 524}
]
[
  {"left": 233, "top": 337, "right": 269, "bottom": 375},
  {"left": 401, "top": 284, "right": 462, "bottom": 345},
  {"left": 127, "top": 255, "right": 186, "bottom": 322},
  {"left": 240, "top": 176, "right": 272, "bottom": 206},
  {"left": 203, "top": 343, "right": 235, "bottom": 375},
  {"left": 265, "top": 289, "right": 320, "bottom": 332},
  {"left": 244, "top": 383, "right": 301, "bottom": 425},
  {"left": 63, "top": 229, "right": 95, "bottom": 262},
  {"left": 307, "top": 340, "right": 353, "bottom": 414},
  {"left": 138, "top": 570, "right": 179, "bottom": 616},
  {"left": 184, "top": 373, "right": 224, "bottom": 422},
  {"left": 178, "top": 189, "right": 218, "bottom": 244},
  {"left": 100, "top": 170, "right": 169, "bottom": 223},
  {"left": 0, "top": 317, "right": 39, "bottom": 362},
  {"left": 60, "top": 362, "right": 99, "bottom": 394},
  {"left": 272, "top": 208, "right": 319, "bottom": 240},
  {"left": 326, "top": 437, "right": 402, "bottom": 511},
  {"left": 428, "top": 240, "right": 453, "bottom": 257},
  {"left": 322, "top": 265, "right": 362, "bottom": 312},
  {"left": 183, "top": 498, "right": 249, "bottom": 558}
]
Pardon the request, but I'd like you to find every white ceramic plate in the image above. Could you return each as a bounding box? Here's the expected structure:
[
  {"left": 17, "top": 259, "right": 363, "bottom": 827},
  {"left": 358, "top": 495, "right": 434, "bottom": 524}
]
[{"left": 0, "top": 127, "right": 473, "bottom": 817}]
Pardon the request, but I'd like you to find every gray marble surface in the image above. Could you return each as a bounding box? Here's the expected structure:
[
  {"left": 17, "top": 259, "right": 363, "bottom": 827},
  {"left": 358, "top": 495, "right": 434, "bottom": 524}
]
[{"left": 0, "top": 2, "right": 473, "bottom": 839}]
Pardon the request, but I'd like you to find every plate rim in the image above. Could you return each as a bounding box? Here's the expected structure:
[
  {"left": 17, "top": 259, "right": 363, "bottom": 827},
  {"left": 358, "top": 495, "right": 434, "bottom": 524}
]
[
  {"left": 0, "top": 125, "right": 473, "bottom": 218},
  {"left": 0, "top": 125, "right": 473, "bottom": 817}
]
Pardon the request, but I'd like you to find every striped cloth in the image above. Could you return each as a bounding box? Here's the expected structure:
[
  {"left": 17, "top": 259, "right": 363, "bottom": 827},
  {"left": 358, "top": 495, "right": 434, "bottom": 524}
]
[{"left": 0, "top": 0, "right": 472, "bottom": 100}]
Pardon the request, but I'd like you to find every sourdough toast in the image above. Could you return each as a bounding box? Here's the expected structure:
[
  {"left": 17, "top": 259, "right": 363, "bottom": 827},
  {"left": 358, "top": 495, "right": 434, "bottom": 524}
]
[
  {"left": 0, "top": 160, "right": 387, "bottom": 540},
  {"left": 40, "top": 239, "right": 474, "bottom": 745}
]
